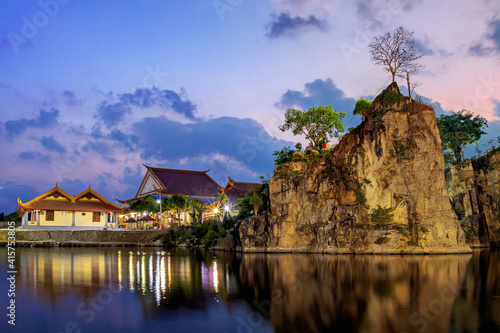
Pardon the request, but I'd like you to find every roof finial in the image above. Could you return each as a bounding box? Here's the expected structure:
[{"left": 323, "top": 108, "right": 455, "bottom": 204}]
[
  {"left": 88, "top": 184, "right": 91, "bottom": 189},
  {"left": 55, "top": 182, "right": 58, "bottom": 188}
]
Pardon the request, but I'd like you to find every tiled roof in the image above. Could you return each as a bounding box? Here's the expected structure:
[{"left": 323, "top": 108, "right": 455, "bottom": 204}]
[
  {"left": 145, "top": 165, "right": 222, "bottom": 198},
  {"left": 223, "top": 177, "right": 260, "bottom": 202},
  {"left": 18, "top": 184, "right": 125, "bottom": 213},
  {"left": 19, "top": 200, "right": 124, "bottom": 213}
]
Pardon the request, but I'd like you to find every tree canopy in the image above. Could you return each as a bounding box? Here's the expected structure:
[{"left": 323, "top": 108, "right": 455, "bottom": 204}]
[
  {"left": 352, "top": 98, "right": 372, "bottom": 120},
  {"left": 272, "top": 143, "right": 302, "bottom": 166},
  {"left": 436, "top": 110, "right": 488, "bottom": 163},
  {"left": 279, "top": 104, "right": 345, "bottom": 150},
  {"left": 369, "top": 27, "right": 424, "bottom": 84}
]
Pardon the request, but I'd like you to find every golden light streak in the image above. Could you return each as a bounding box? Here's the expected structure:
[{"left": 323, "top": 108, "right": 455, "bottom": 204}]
[
  {"left": 129, "top": 251, "right": 134, "bottom": 291},
  {"left": 213, "top": 260, "right": 219, "bottom": 293}
]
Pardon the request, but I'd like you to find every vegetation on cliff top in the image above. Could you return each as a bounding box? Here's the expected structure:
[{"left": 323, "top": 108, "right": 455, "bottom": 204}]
[
  {"left": 437, "top": 109, "right": 488, "bottom": 165},
  {"left": 279, "top": 104, "right": 346, "bottom": 150}
]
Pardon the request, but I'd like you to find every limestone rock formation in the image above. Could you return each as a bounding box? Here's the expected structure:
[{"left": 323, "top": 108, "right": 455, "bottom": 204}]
[
  {"left": 446, "top": 151, "right": 500, "bottom": 246},
  {"left": 237, "top": 83, "right": 471, "bottom": 254}
]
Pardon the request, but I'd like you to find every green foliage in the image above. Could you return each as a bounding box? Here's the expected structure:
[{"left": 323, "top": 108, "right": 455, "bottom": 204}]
[
  {"left": 279, "top": 104, "right": 346, "bottom": 150},
  {"left": 437, "top": 110, "right": 488, "bottom": 163},
  {"left": 392, "top": 208, "right": 428, "bottom": 246},
  {"left": 202, "top": 230, "right": 219, "bottom": 246},
  {"left": 273, "top": 143, "right": 302, "bottom": 166},
  {"left": 323, "top": 158, "right": 354, "bottom": 184},
  {"left": 131, "top": 195, "right": 157, "bottom": 213},
  {"left": 460, "top": 220, "right": 476, "bottom": 243},
  {"left": 154, "top": 218, "right": 229, "bottom": 248},
  {"left": 472, "top": 146, "right": 499, "bottom": 171},
  {"left": 353, "top": 98, "right": 372, "bottom": 117},
  {"left": 454, "top": 209, "right": 466, "bottom": 220},
  {"left": 371, "top": 205, "right": 395, "bottom": 227},
  {"left": 443, "top": 151, "right": 455, "bottom": 168},
  {"left": 236, "top": 176, "right": 270, "bottom": 220},
  {"left": 5, "top": 212, "right": 21, "bottom": 222},
  {"left": 237, "top": 196, "right": 253, "bottom": 220},
  {"left": 323, "top": 159, "right": 367, "bottom": 207},
  {"left": 382, "top": 90, "right": 403, "bottom": 105},
  {"left": 249, "top": 195, "right": 263, "bottom": 215},
  {"left": 188, "top": 198, "right": 205, "bottom": 223},
  {"left": 375, "top": 108, "right": 389, "bottom": 117}
]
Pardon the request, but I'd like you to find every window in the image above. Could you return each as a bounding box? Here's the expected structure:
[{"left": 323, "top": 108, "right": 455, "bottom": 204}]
[
  {"left": 93, "top": 212, "right": 100, "bottom": 222},
  {"left": 82, "top": 213, "right": 86, "bottom": 216},
  {"left": 46, "top": 210, "right": 54, "bottom": 221}
]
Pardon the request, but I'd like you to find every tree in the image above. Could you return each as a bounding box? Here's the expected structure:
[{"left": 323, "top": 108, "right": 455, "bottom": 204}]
[
  {"left": 279, "top": 104, "right": 345, "bottom": 150},
  {"left": 273, "top": 143, "right": 302, "bottom": 166},
  {"left": 249, "top": 195, "right": 263, "bottom": 216},
  {"left": 352, "top": 98, "right": 372, "bottom": 120},
  {"left": 437, "top": 110, "right": 488, "bottom": 163},
  {"left": 369, "top": 27, "right": 424, "bottom": 84},
  {"left": 188, "top": 198, "right": 205, "bottom": 223},
  {"left": 168, "top": 194, "right": 189, "bottom": 224},
  {"left": 131, "top": 195, "right": 156, "bottom": 213}
]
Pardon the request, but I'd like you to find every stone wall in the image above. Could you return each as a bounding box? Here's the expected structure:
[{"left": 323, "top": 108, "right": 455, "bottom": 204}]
[
  {"left": 237, "top": 84, "right": 471, "bottom": 254},
  {"left": 0, "top": 229, "right": 169, "bottom": 246}
]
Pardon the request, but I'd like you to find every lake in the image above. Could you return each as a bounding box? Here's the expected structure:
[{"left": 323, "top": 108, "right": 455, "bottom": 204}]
[{"left": 0, "top": 247, "right": 499, "bottom": 333}]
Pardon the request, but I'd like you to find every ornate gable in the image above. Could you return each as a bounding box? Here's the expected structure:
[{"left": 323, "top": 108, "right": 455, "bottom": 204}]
[
  {"left": 32, "top": 186, "right": 73, "bottom": 203},
  {"left": 136, "top": 170, "right": 163, "bottom": 198}
]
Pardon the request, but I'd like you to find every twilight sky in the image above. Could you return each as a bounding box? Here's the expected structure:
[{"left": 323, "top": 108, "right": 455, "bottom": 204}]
[{"left": 1, "top": 0, "right": 499, "bottom": 214}]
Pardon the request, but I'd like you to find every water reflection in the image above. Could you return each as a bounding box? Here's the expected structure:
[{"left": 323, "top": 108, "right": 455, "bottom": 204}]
[
  {"left": 18, "top": 248, "right": 234, "bottom": 305},
  {"left": 237, "top": 252, "right": 500, "bottom": 333},
  {"left": 3, "top": 247, "right": 499, "bottom": 332}
]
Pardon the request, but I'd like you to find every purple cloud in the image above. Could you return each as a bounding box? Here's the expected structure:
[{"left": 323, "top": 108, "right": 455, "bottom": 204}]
[
  {"left": 38, "top": 135, "right": 67, "bottom": 154},
  {"left": 266, "top": 12, "right": 328, "bottom": 39},
  {"left": 119, "top": 87, "right": 197, "bottom": 120},
  {"left": 96, "top": 102, "right": 131, "bottom": 126},
  {"left": 4, "top": 109, "right": 60, "bottom": 137}
]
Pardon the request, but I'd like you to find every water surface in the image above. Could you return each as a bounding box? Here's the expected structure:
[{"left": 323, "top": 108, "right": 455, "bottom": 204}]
[{"left": 0, "top": 247, "right": 499, "bottom": 332}]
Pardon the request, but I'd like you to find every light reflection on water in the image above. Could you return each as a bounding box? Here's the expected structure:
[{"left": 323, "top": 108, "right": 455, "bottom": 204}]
[{"left": 0, "top": 247, "right": 498, "bottom": 332}]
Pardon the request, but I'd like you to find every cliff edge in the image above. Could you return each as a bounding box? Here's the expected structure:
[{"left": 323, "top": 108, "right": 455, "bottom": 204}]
[
  {"left": 446, "top": 151, "right": 500, "bottom": 247},
  {"left": 237, "top": 83, "right": 471, "bottom": 254}
]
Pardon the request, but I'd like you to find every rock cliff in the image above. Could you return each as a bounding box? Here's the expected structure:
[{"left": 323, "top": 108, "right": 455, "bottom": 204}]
[
  {"left": 446, "top": 151, "right": 500, "bottom": 246},
  {"left": 237, "top": 83, "right": 471, "bottom": 254}
]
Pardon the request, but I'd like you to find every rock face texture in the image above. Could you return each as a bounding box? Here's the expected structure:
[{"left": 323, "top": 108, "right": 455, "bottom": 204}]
[
  {"left": 446, "top": 152, "right": 500, "bottom": 246},
  {"left": 237, "top": 83, "right": 471, "bottom": 254}
]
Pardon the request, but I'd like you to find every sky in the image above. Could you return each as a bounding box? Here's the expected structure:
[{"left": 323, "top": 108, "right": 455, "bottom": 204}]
[{"left": 0, "top": 0, "right": 500, "bottom": 214}]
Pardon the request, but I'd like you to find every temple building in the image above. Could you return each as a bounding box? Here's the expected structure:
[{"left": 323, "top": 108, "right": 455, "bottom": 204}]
[
  {"left": 117, "top": 165, "right": 223, "bottom": 226},
  {"left": 222, "top": 177, "right": 260, "bottom": 211},
  {"left": 18, "top": 184, "right": 125, "bottom": 229}
]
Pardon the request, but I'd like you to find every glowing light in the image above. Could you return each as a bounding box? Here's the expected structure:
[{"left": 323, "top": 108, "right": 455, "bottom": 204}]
[
  {"left": 213, "top": 260, "right": 219, "bottom": 293},
  {"left": 118, "top": 251, "right": 122, "bottom": 291},
  {"left": 156, "top": 199, "right": 161, "bottom": 204},
  {"left": 129, "top": 252, "right": 134, "bottom": 291},
  {"left": 224, "top": 205, "right": 230, "bottom": 212},
  {"left": 213, "top": 208, "right": 219, "bottom": 214},
  {"left": 141, "top": 254, "right": 146, "bottom": 293}
]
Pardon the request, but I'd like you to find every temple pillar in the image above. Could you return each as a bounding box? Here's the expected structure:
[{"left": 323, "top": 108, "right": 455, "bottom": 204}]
[
  {"left": 72, "top": 212, "right": 75, "bottom": 228},
  {"left": 22, "top": 212, "right": 28, "bottom": 227}
]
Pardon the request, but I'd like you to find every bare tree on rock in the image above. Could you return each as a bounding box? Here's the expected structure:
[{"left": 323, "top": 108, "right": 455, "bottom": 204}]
[{"left": 369, "top": 26, "right": 424, "bottom": 98}]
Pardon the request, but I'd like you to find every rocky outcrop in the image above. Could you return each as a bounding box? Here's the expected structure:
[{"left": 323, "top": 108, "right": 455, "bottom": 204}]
[
  {"left": 446, "top": 151, "right": 500, "bottom": 246},
  {"left": 237, "top": 83, "right": 471, "bottom": 254}
]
